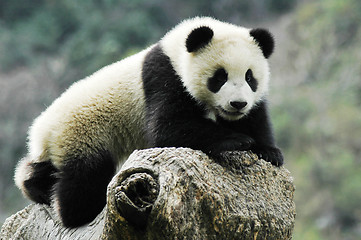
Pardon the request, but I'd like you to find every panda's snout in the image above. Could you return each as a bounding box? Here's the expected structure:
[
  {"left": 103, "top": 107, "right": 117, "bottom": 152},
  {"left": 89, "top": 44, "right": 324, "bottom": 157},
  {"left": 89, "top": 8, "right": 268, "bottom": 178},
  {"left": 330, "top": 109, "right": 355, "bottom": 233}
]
[{"left": 230, "top": 101, "right": 247, "bottom": 110}]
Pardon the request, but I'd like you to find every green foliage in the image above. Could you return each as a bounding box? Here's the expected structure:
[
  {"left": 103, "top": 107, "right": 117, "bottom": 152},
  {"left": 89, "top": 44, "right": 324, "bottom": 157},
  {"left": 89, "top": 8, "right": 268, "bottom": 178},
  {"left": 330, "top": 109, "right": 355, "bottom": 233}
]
[
  {"left": 0, "top": 1, "right": 79, "bottom": 70},
  {"left": 268, "top": 0, "right": 298, "bottom": 14},
  {"left": 0, "top": 0, "right": 45, "bottom": 23},
  {"left": 274, "top": 0, "right": 361, "bottom": 239}
]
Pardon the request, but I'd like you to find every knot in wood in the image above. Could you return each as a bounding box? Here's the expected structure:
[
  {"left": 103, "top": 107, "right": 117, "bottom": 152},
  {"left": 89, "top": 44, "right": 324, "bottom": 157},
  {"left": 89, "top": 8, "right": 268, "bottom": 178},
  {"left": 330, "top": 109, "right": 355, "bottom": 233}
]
[{"left": 114, "top": 172, "right": 159, "bottom": 228}]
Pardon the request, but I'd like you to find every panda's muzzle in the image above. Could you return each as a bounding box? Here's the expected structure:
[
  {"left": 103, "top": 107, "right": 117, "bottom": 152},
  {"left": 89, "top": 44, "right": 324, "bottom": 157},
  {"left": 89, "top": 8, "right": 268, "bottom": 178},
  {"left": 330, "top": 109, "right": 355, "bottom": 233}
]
[{"left": 216, "top": 101, "right": 248, "bottom": 119}]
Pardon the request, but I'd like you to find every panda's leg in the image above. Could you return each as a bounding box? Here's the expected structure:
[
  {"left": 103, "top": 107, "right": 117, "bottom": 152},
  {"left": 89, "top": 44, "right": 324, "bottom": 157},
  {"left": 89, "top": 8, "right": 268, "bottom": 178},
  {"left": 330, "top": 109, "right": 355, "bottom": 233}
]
[
  {"left": 14, "top": 156, "right": 58, "bottom": 205},
  {"left": 54, "top": 151, "right": 116, "bottom": 228}
]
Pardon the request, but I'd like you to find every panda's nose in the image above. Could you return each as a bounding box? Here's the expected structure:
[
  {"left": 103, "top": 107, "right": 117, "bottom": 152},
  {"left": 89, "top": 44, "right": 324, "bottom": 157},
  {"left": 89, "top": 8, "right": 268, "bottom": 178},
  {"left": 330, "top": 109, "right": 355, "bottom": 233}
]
[{"left": 230, "top": 101, "right": 247, "bottom": 110}]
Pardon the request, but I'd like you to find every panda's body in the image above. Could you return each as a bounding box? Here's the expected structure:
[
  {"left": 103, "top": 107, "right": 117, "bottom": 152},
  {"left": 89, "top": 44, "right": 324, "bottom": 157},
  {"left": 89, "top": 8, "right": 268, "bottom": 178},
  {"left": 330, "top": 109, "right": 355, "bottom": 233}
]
[
  {"left": 15, "top": 17, "right": 283, "bottom": 228},
  {"left": 25, "top": 48, "right": 150, "bottom": 169}
]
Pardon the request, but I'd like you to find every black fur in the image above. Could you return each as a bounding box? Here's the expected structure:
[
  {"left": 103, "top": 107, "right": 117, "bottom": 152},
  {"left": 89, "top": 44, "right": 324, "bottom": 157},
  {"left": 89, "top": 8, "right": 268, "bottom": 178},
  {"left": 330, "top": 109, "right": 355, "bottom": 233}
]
[
  {"left": 250, "top": 28, "right": 274, "bottom": 59},
  {"left": 23, "top": 161, "right": 58, "bottom": 205},
  {"left": 207, "top": 68, "right": 228, "bottom": 93},
  {"left": 186, "top": 26, "right": 214, "bottom": 52},
  {"left": 55, "top": 151, "right": 116, "bottom": 227},
  {"left": 245, "top": 69, "right": 258, "bottom": 92},
  {"left": 142, "top": 44, "right": 283, "bottom": 166}
]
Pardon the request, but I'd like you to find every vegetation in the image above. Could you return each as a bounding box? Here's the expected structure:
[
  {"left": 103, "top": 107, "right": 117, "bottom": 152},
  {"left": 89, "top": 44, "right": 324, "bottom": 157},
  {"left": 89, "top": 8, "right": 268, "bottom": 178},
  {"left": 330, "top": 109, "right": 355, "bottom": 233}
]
[
  {"left": 271, "top": 0, "right": 361, "bottom": 239},
  {"left": 1, "top": 0, "right": 360, "bottom": 239}
]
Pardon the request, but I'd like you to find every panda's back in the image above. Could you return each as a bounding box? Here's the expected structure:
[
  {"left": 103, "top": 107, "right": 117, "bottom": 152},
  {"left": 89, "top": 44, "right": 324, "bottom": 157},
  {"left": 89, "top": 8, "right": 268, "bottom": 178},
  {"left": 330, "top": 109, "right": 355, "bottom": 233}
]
[{"left": 28, "top": 47, "right": 153, "bottom": 167}]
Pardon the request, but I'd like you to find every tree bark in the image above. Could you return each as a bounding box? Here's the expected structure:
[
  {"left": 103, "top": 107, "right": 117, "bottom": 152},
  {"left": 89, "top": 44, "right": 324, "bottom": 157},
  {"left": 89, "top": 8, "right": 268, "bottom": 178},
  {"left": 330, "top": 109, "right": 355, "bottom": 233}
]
[{"left": 1, "top": 148, "right": 296, "bottom": 240}]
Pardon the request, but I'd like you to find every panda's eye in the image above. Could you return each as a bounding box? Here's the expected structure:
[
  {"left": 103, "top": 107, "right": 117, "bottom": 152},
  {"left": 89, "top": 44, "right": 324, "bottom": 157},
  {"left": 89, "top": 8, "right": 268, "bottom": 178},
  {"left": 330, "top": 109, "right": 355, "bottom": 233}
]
[
  {"left": 245, "top": 69, "right": 258, "bottom": 92},
  {"left": 207, "top": 68, "right": 228, "bottom": 93}
]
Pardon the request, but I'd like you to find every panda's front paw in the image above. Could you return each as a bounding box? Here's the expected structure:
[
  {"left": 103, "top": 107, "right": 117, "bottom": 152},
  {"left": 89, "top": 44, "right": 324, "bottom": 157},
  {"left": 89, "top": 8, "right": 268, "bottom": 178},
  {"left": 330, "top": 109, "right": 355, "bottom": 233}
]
[{"left": 253, "top": 146, "right": 284, "bottom": 167}]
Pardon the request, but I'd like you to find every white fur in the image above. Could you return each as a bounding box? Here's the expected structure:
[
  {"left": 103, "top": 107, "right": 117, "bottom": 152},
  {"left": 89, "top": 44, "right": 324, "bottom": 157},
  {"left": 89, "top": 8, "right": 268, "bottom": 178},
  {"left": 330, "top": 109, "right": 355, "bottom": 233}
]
[
  {"left": 15, "top": 17, "right": 272, "bottom": 197},
  {"left": 14, "top": 157, "right": 34, "bottom": 197}
]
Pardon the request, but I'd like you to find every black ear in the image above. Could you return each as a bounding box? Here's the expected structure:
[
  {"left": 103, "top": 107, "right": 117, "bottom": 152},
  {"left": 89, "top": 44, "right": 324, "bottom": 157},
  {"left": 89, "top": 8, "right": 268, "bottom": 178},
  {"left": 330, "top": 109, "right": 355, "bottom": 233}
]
[
  {"left": 250, "top": 28, "right": 274, "bottom": 58},
  {"left": 186, "top": 26, "right": 214, "bottom": 53}
]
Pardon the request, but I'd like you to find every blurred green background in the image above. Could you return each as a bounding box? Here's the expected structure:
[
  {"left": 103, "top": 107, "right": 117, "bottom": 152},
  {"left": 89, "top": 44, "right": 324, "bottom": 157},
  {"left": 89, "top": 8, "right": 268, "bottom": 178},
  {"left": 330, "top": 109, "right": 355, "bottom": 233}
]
[{"left": 0, "top": 0, "right": 360, "bottom": 239}]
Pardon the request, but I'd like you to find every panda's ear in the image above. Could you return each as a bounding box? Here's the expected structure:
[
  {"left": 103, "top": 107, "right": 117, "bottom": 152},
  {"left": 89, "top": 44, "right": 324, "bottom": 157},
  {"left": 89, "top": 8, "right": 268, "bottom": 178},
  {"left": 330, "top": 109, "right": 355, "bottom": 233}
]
[
  {"left": 250, "top": 28, "right": 274, "bottom": 58},
  {"left": 186, "top": 26, "right": 214, "bottom": 53}
]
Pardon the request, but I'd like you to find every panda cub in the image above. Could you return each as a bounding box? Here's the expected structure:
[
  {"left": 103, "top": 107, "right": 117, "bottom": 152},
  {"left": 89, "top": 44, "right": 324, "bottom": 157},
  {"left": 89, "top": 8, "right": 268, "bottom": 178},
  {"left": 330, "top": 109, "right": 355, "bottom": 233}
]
[{"left": 15, "top": 17, "right": 283, "bottom": 228}]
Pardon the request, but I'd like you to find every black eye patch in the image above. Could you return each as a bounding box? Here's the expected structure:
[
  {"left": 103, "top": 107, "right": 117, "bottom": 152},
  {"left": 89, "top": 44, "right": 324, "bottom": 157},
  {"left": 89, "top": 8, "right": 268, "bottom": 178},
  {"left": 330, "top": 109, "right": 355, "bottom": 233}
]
[
  {"left": 207, "top": 68, "right": 228, "bottom": 93},
  {"left": 245, "top": 69, "right": 258, "bottom": 92}
]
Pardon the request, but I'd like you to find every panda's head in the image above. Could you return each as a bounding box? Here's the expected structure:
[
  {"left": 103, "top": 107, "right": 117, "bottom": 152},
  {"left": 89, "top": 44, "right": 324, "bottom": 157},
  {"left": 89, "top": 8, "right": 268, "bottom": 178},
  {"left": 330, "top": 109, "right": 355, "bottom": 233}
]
[{"left": 163, "top": 18, "right": 274, "bottom": 121}]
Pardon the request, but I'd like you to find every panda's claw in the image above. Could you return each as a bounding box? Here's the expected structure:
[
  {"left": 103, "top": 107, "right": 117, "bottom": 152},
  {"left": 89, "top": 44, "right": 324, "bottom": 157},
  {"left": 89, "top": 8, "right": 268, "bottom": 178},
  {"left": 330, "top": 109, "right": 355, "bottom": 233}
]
[{"left": 253, "top": 146, "right": 284, "bottom": 167}]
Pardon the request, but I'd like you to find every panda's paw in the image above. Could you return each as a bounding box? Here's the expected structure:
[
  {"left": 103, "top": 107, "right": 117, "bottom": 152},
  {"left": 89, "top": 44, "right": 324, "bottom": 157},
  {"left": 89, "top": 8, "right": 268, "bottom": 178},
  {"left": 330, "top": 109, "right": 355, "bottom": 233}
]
[
  {"left": 253, "top": 146, "right": 284, "bottom": 167},
  {"left": 234, "top": 135, "right": 255, "bottom": 150}
]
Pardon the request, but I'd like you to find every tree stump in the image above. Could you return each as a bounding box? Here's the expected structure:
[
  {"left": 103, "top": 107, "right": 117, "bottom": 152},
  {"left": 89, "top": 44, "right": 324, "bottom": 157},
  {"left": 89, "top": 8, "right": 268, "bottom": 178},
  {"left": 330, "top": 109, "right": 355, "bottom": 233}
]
[{"left": 1, "top": 148, "right": 296, "bottom": 240}]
